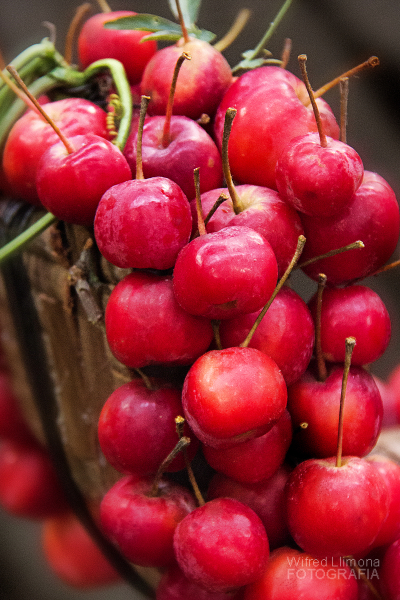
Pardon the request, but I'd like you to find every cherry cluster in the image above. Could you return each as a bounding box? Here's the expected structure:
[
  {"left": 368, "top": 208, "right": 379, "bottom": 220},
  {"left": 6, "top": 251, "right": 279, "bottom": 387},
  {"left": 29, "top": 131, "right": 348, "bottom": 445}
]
[{"left": 2, "top": 1, "right": 400, "bottom": 598}]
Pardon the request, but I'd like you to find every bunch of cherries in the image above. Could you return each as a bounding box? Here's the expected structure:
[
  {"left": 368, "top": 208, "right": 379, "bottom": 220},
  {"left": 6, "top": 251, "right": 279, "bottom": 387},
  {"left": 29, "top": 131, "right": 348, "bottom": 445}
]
[{"left": 2, "top": 1, "right": 400, "bottom": 598}]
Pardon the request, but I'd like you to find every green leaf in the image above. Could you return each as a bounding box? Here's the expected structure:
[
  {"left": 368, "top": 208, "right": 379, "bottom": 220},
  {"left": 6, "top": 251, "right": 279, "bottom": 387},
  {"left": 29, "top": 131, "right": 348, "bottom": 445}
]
[
  {"left": 232, "top": 57, "right": 269, "bottom": 73},
  {"left": 104, "top": 14, "right": 182, "bottom": 35},
  {"left": 141, "top": 31, "right": 182, "bottom": 42},
  {"left": 168, "top": 0, "right": 202, "bottom": 29},
  {"left": 187, "top": 26, "right": 216, "bottom": 42}
]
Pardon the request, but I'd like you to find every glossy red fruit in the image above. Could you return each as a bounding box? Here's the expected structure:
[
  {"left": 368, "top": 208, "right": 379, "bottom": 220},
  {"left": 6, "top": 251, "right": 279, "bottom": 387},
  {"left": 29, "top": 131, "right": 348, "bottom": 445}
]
[
  {"left": 2, "top": 98, "right": 108, "bottom": 204},
  {"left": 214, "top": 66, "right": 339, "bottom": 189},
  {"left": 285, "top": 456, "right": 389, "bottom": 558},
  {"left": 208, "top": 464, "right": 293, "bottom": 551},
  {"left": 78, "top": 11, "right": 157, "bottom": 85},
  {"left": 0, "top": 438, "right": 68, "bottom": 519},
  {"left": 123, "top": 115, "right": 223, "bottom": 200},
  {"left": 308, "top": 285, "right": 391, "bottom": 366},
  {"left": 219, "top": 286, "right": 314, "bottom": 386},
  {"left": 380, "top": 538, "right": 400, "bottom": 600},
  {"left": 287, "top": 364, "right": 383, "bottom": 459},
  {"left": 243, "top": 546, "right": 358, "bottom": 600},
  {"left": 141, "top": 38, "right": 233, "bottom": 120},
  {"left": 105, "top": 271, "right": 214, "bottom": 369},
  {"left": 275, "top": 132, "right": 364, "bottom": 216},
  {"left": 182, "top": 347, "right": 287, "bottom": 448},
  {"left": 172, "top": 226, "right": 278, "bottom": 320},
  {"left": 98, "top": 378, "right": 198, "bottom": 476},
  {"left": 156, "top": 564, "right": 244, "bottom": 599},
  {"left": 173, "top": 497, "right": 269, "bottom": 592},
  {"left": 300, "top": 171, "right": 400, "bottom": 285},
  {"left": 42, "top": 510, "right": 121, "bottom": 589},
  {"left": 202, "top": 410, "right": 292, "bottom": 484},
  {"left": 192, "top": 184, "right": 304, "bottom": 277},
  {"left": 100, "top": 475, "right": 196, "bottom": 568},
  {"left": 36, "top": 133, "right": 132, "bottom": 225},
  {"left": 94, "top": 177, "right": 192, "bottom": 270},
  {"left": 366, "top": 455, "right": 400, "bottom": 549}
]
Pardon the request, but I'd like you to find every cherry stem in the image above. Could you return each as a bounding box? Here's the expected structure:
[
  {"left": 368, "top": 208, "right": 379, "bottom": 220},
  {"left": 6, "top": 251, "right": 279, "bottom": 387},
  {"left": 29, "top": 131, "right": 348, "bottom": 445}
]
[
  {"left": 297, "top": 240, "right": 364, "bottom": 269},
  {"left": 175, "top": 416, "right": 205, "bottom": 506},
  {"left": 280, "top": 38, "right": 292, "bottom": 69},
  {"left": 222, "top": 108, "right": 244, "bottom": 214},
  {"left": 371, "top": 257, "right": 400, "bottom": 277},
  {"left": 212, "top": 320, "right": 222, "bottom": 350},
  {"left": 343, "top": 557, "right": 384, "bottom": 600},
  {"left": 194, "top": 168, "right": 207, "bottom": 236},
  {"left": 315, "top": 274, "right": 328, "bottom": 382},
  {"left": 240, "top": 235, "right": 306, "bottom": 348},
  {"left": 313, "top": 56, "right": 379, "bottom": 100},
  {"left": 175, "top": 0, "right": 190, "bottom": 44},
  {"left": 213, "top": 9, "right": 251, "bottom": 52},
  {"left": 336, "top": 336, "right": 356, "bottom": 468},
  {"left": 133, "top": 368, "right": 155, "bottom": 391},
  {"left": 136, "top": 95, "right": 150, "bottom": 180},
  {"left": 340, "top": 77, "right": 349, "bottom": 144},
  {"left": 149, "top": 436, "right": 191, "bottom": 498},
  {"left": 0, "top": 68, "right": 38, "bottom": 111},
  {"left": 64, "top": 3, "right": 92, "bottom": 65},
  {"left": 191, "top": 193, "right": 229, "bottom": 240},
  {"left": 96, "top": 0, "right": 111, "bottom": 13},
  {"left": 42, "top": 21, "right": 57, "bottom": 46},
  {"left": 162, "top": 52, "right": 191, "bottom": 148},
  {"left": 298, "top": 54, "right": 327, "bottom": 148},
  {"left": 7, "top": 65, "right": 75, "bottom": 154}
]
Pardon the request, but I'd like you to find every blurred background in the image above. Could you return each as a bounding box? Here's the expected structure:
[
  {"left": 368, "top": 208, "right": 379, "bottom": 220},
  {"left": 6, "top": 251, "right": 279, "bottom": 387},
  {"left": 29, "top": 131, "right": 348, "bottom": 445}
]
[{"left": 0, "top": 0, "right": 400, "bottom": 598}]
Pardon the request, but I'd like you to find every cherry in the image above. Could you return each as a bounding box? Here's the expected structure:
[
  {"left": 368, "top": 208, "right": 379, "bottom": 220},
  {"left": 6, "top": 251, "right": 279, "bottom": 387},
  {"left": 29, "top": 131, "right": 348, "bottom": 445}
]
[
  {"left": 123, "top": 115, "right": 222, "bottom": 200},
  {"left": 98, "top": 377, "right": 198, "bottom": 476},
  {"left": 78, "top": 10, "right": 157, "bottom": 85},
  {"left": 243, "top": 546, "right": 359, "bottom": 600},
  {"left": 365, "top": 455, "right": 400, "bottom": 549},
  {"left": 308, "top": 284, "right": 391, "bottom": 366},
  {"left": 36, "top": 133, "right": 132, "bottom": 225},
  {"left": 42, "top": 510, "right": 121, "bottom": 589},
  {"left": 156, "top": 563, "right": 244, "bottom": 599},
  {"left": 202, "top": 410, "right": 292, "bottom": 484},
  {"left": 287, "top": 363, "right": 383, "bottom": 459},
  {"left": 300, "top": 171, "right": 400, "bottom": 285},
  {"left": 172, "top": 226, "right": 278, "bottom": 320},
  {"left": 285, "top": 455, "right": 389, "bottom": 558},
  {"left": 213, "top": 65, "right": 339, "bottom": 189},
  {"left": 105, "top": 271, "right": 214, "bottom": 369},
  {"left": 2, "top": 97, "right": 109, "bottom": 204},
  {"left": 0, "top": 437, "right": 68, "bottom": 519},
  {"left": 274, "top": 55, "right": 364, "bottom": 217},
  {"left": 219, "top": 286, "right": 314, "bottom": 386},
  {"left": 182, "top": 346, "right": 287, "bottom": 448},
  {"left": 173, "top": 497, "right": 269, "bottom": 592},
  {"left": 207, "top": 464, "right": 293, "bottom": 551},
  {"left": 192, "top": 184, "right": 304, "bottom": 278},
  {"left": 379, "top": 538, "right": 400, "bottom": 600},
  {"left": 100, "top": 474, "right": 196, "bottom": 568},
  {"left": 141, "top": 38, "right": 232, "bottom": 121}
]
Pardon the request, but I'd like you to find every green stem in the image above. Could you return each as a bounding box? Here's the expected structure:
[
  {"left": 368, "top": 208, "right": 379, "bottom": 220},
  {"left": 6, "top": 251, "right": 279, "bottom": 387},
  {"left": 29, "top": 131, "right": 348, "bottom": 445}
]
[
  {"left": 232, "top": 0, "right": 294, "bottom": 72},
  {"left": 0, "top": 212, "right": 58, "bottom": 264}
]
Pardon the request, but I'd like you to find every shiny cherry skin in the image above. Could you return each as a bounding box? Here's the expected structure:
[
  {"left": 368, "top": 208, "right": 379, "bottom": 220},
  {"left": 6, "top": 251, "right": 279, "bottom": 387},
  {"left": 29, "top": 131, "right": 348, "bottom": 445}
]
[
  {"left": 78, "top": 11, "right": 157, "bottom": 84},
  {"left": 173, "top": 497, "right": 269, "bottom": 592},
  {"left": 182, "top": 347, "right": 287, "bottom": 448}
]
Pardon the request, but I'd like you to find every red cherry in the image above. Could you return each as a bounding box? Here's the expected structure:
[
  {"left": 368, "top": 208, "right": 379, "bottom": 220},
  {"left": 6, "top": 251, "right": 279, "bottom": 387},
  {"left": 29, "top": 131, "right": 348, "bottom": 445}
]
[
  {"left": 275, "top": 132, "right": 364, "bottom": 217},
  {"left": 308, "top": 285, "right": 391, "bottom": 366},
  {"left": 182, "top": 347, "right": 287, "bottom": 448},
  {"left": 78, "top": 11, "right": 157, "bottom": 85},
  {"left": 36, "top": 133, "right": 132, "bottom": 225},
  {"left": 42, "top": 510, "right": 121, "bottom": 589},
  {"left": 285, "top": 456, "right": 389, "bottom": 557},
  {"left": 172, "top": 226, "right": 278, "bottom": 320},
  {"left": 105, "top": 271, "right": 214, "bottom": 369},
  {"left": 173, "top": 497, "right": 269, "bottom": 592},
  {"left": 94, "top": 177, "right": 192, "bottom": 270},
  {"left": 100, "top": 475, "right": 196, "bottom": 568},
  {"left": 141, "top": 38, "right": 232, "bottom": 121}
]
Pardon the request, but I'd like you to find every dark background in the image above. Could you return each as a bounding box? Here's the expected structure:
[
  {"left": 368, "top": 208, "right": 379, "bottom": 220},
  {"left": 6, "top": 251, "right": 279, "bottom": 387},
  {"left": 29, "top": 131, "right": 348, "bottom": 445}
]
[{"left": 1, "top": 1, "right": 400, "bottom": 598}]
